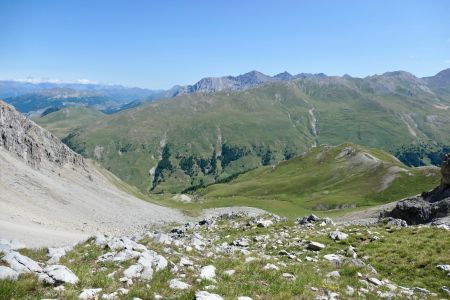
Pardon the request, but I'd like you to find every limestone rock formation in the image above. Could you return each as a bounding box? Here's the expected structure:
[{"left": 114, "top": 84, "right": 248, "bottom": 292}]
[{"left": 0, "top": 100, "right": 87, "bottom": 171}]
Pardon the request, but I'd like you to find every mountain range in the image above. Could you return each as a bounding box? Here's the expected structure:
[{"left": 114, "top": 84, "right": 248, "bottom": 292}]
[
  {"left": 4, "top": 68, "right": 450, "bottom": 115},
  {"left": 28, "top": 68, "right": 449, "bottom": 194},
  {"left": 0, "top": 81, "right": 164, "bottom": 115},
  {"left": 165, "top": 70, "right": 328, "bottom": 97}
]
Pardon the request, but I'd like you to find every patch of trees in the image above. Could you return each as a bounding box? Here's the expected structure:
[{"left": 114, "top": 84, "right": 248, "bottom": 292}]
[
  {"left": 391, "top": 142, "right": 450, "bottom": 167},
  {"left": 62, "top": 130, "right": 87, "bottom": 156}
]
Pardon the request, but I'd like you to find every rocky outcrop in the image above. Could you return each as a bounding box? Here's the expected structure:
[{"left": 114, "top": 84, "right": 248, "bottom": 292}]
[
  {"left": 0, "top": 100, "right": 86, "bottom": 170},
  {"left": 383, "top": 154, "right": 450, "bottom": 224}
]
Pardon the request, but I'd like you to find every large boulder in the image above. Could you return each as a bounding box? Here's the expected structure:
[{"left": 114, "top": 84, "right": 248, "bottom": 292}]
[
  {"left": 383, "top": 154, "right": 450, "bottom": 224},
  {"left": 386, "top": 197, "right": 450, "bottom": 224}
]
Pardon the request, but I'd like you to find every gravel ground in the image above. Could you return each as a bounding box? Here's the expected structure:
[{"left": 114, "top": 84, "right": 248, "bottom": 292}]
[{"left": 0, "top": 148, "right": 186, "bottom": 248}]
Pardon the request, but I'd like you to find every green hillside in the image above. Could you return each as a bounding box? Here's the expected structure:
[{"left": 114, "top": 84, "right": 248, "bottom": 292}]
[
  {"left": 196, "top": 144, "right": 440, "bottom": 217},
  {"left": 60, "top": 74, "right": 450, "bottom": 193},
  {"left": 32, "top": 106, "right": 105, "bottom": 138}
]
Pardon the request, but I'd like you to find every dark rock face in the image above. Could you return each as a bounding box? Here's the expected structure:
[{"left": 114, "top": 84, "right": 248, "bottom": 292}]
[
  {"left": 441, "top": 154, "right": 450, "bottom": 186},
  {"left": 383, "top": 154, "right": 450, "bottom": 224}
]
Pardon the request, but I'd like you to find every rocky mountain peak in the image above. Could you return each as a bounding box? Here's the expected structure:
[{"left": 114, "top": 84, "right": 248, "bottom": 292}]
[
  {"left": 0, "top": 100, "right": 86, "bottom": 170},
  {"left": 274, "top": 71, "right": 294, "bottom": 80},
  {"left": 235, "top": 70, "right": 273, "bottom": 84}
]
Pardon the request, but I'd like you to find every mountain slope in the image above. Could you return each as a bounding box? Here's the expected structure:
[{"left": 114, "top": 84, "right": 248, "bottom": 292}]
[
  {"left": 61, "top": 70, "right": 450, "bottom": 193},
  {"left": 0, "top": 101, "right": 184, "bottom": 247},
  {"left": 31, "top": 106, "right": 105, "bottom": 139},
  {"left": 196, "top": 144, "right": 439, "bottom": 217}
]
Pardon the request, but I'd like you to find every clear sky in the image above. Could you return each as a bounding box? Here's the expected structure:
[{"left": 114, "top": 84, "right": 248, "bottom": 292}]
[{"left": 0, "top": 0, "right": 449, "bottom": 89}]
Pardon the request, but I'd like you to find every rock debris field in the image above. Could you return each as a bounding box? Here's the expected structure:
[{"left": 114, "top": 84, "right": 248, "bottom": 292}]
[{"left": 1, "top": 212, "right": 449, "bottom": 299}]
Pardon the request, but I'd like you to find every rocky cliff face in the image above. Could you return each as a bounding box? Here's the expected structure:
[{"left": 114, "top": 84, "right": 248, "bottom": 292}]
[{"left": 0, "top": 100, "right": 86, "bottom": 170}]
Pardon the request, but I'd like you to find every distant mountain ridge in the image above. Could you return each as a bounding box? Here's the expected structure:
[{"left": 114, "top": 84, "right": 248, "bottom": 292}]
[
  {"left": 3, "top": 68, "right": 449, "bottom": 114},
  {"left": 166, "top": 70, "right": 328, "bottom": 96},
  {"left": 0, "top": 81, "right": 164, "bottom": 114},
  {"left": 0, "top": 80, "right": 162, "bottom": 99}
]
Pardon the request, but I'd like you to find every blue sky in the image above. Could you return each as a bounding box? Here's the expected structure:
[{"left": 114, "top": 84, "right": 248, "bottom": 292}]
[{"left": 0, "top": 0, "right": 449, "bottom": 89}]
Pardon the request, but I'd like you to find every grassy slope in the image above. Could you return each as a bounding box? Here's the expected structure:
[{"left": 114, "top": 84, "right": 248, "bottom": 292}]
[
  {"left": 61, "top": 76, "right": 450, "bottom": 193},
  {"left": 32, "top": 106, "right": 105, "bottom": 139},
  {"left": 195, "top": 144, "right": 440, "bottom": 218}
]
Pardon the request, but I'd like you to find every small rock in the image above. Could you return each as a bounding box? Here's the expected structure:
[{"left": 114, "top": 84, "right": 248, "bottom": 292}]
[
  {"left": 123, "top": 264, "right": 143, "bottom": 279},
  {"left": 263, "top": 263, "right": 279, "bottom": 271},
  {"left": 195, "top": 290, "right": 224, "bottom": 300},
  {"left": 47, "top": 246, "right": 72, "bottom": 264},
  {"left": 441, "top": 286, "right": 450, "bottom": 296},
  {"left": 329, "top": 230, "right": 348, "bottom": 241},
  {"left": 231, "top": 238, "right": 249, "bottom": 247},
  {"left": 180, "top": 257, "right": 194, "bottom": 267},
  {"left": 140, "top": 266, "right": 153, "bottom": 280},
  {"left": 200, "top": 265, "right": 216, "bottom": 281},
  {"left": 79, "top": 288, "right": 102, "bottom": 299},
  {"left": 154, "top": 233, "right": 172, "bottom": 245},
  {"left": 245, "top": 257, "right": 256, "bottom": 263},
  {"left": 237, "top": 297, "right": 253, "bottom": 300},
  {"left": 282, "top": 273, "right": 296, "bottom": 281},
  {"left": 297, "top": 214, "right": 321, "bottom": 225},
  {"left": 0, "top": 266, "right": 19, "bottom": 280},
  {"left": 54, "top": 285, "right": 65, "bottom": 292},
  {"left": 169, "top": 278, "right": 191, "bottom": 290},
  {"left": 327, "top": 271, "right": 340, "bottom": 278},
  {"left": 256, "top": 219, "right": 273, "bottom": 228},
  {"left": 368, "top": 277, "right": 383, "bottom": 286},
  {"left": 307, "top": 241, "right": 325, "bottom": 251},
  {"left": 102, "top": 292, "right": 118, "bottom": 299},
  {"left": 437, "top": 264, "right": 450, "bottom": 272},
  {"left": 385, "top": 217, "right": 408, "bottom": 227},
  {"left": 44, "top": 265, "right": 79, "bottom": 285},
  {"left": 323, "top": 254, "right": 343, "bottom": 264},
  {"left": 414, "top": 287, "right": 430, "bottom": 294},
  {"left": 346, "top": 285, "right": 354, "bottom": 296},
  {"left": 94, "top": 234, "right": 109, "bottom": 246}
]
